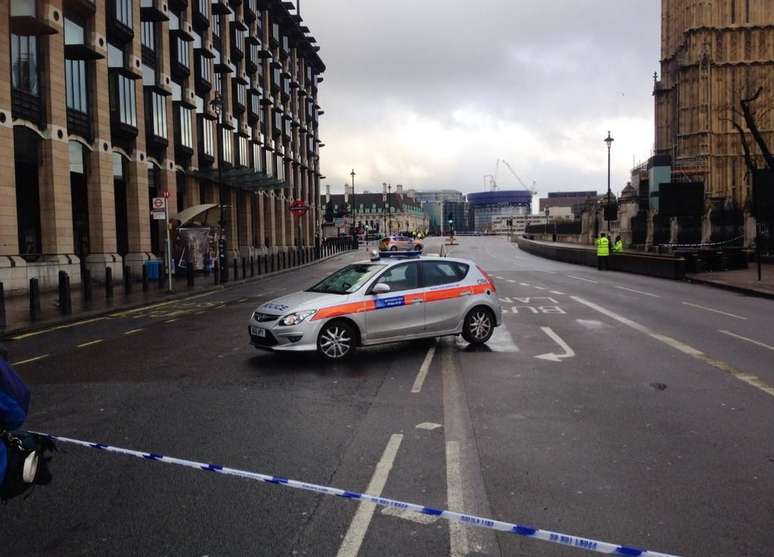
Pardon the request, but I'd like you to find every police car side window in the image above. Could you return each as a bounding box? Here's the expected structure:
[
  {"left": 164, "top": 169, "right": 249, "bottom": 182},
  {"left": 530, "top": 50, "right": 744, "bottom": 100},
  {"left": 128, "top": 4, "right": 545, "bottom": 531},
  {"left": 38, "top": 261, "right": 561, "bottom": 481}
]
[
  {"left": 421, "top": 262, "right": 469, "bottom": 287},
  {"left": 375, "top": 263, "right": 419, "bottom": 293}
]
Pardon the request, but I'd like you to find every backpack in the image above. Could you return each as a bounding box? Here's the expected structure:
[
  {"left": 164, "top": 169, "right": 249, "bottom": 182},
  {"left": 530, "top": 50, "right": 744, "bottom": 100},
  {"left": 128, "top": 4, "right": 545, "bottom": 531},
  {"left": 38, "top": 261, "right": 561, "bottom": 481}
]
[{"left": 1, "top": 431, "right": 56, "bottom": 501}]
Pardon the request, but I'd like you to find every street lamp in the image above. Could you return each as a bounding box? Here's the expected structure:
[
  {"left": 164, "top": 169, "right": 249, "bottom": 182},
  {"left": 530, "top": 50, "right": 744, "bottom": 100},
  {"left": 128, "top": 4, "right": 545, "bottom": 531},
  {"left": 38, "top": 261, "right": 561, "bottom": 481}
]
[
  {"left": 210, "top": 91, "right": 227, "bottom": 283},
  {"left": 387, "top": 184, "right": 392, "bottom": 233},
  {"left": 350, "top": 168, "right": 356, "bottom": 233},
  {"left": 604, "top": 130, "right": 614, "bottom": 232}
]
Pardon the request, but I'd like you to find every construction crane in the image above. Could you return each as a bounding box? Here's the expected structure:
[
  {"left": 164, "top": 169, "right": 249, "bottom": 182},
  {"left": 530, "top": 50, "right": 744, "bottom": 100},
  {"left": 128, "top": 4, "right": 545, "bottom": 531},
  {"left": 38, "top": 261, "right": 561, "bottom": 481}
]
[{"left": 492, "top": 159, "right": 538, "bottom": 196}]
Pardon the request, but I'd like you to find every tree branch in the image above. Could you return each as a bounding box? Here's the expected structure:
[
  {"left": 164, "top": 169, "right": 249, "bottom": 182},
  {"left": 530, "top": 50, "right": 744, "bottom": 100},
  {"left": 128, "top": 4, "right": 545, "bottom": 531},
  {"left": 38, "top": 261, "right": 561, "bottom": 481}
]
[
  {"left": 731, "top": 120, "right": 757, "bottom": 175},
  {"left": 740, "top": 86, "right": 774, "bottom": 171}
]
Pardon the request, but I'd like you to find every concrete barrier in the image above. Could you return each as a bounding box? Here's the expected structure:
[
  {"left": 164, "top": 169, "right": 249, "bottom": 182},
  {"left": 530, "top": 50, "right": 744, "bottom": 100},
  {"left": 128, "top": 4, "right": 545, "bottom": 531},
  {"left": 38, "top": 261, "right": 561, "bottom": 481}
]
[{"left": 516, "top": 236, "right": 686, "bottom": 280}]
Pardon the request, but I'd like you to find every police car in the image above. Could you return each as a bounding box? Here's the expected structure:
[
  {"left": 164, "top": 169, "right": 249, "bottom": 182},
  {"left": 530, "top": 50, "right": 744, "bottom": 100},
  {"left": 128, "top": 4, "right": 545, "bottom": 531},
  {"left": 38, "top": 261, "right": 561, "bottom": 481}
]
[{"left": 248, "top": 252, "right": 502, "bottom": 360}]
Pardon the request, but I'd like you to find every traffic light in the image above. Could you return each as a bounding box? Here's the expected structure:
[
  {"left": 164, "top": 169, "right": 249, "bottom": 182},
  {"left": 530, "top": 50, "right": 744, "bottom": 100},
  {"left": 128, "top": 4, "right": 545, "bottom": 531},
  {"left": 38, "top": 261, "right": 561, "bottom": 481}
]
[{"left": 448, "top": 214, "right": 454, "bottom": 225}]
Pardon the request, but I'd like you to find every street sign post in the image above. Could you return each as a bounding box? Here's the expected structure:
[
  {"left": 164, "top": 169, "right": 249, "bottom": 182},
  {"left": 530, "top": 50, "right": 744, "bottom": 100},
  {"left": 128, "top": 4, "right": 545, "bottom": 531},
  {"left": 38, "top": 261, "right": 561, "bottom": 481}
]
[
  {"left": 290, "top": 200, "right": 308, "bottom": 247},
  {"left": 152, "top": 195, "right": 173, "bottom": 292}
]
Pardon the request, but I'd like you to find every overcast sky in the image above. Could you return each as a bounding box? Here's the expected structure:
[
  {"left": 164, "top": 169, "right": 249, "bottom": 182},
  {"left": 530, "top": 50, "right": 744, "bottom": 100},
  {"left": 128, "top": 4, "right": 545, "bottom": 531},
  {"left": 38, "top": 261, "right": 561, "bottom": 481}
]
[{"left": 300, "top": 0, "right": 660, "bottom": 198}]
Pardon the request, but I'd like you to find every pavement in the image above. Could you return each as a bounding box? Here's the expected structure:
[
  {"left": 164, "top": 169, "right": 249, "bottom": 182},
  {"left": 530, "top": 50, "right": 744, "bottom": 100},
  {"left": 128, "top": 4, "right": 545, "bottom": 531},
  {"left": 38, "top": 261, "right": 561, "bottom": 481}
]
[{"left": 1, "top": 236, "right": 773, "bottom": 556}]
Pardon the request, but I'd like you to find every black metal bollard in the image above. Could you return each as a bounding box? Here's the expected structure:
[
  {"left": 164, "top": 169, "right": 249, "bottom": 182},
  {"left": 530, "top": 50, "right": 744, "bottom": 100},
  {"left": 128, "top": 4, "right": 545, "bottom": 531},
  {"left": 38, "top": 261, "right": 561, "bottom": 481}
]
[
  {"left": 271, "top": 253, "right": 276, "bottom": 272},
  {"left": 187, "top": 260, "right": 194, "bottom": 287},
  {"left": 233, "top": 258, "right": 238, "bottom": 281},
  {"left": 142, "top": 264, "right": 149, "bottom": 292},
  {"left": 58, "top": 271, "right": 72, "bottom": 315},
  {"left": 105, "top": 267, "right": 114, "bottom": 299},
  {"left": 83, "top": 268, "right": 92, "bottom": 303},
  {"left": 0, "top": 282, "right": 6, "bottom": 329},
  {"left": 282, "top": 252, "right": 287, "bottom": 269},
  {"left": 250, "top": 256, "right": 255, "bottom": 277},
  {"left": 242, "top": 257, "right": 247, "bottom": 279},
  {"left": 214, "top": 262, "right": 220, "bottom": 285},
  {"left": 29, "top": 278, "right": 41, "bottom": 321},
  {"left": 124, "top": 266, "right": 132, "bottom": 294}
]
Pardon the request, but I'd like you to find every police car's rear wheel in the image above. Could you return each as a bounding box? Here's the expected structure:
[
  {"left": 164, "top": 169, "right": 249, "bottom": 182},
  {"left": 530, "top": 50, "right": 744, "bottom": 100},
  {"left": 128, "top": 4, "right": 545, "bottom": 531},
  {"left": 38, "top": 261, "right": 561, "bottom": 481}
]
[
  {"left": 318, "top": 321, "right": 356, "bottom": 360},
  {"left": 389, "top": 246, "right": 398, "bottom": 251},
  {"left": 462, "top": 307, "right": 494, "bottom": 345}
]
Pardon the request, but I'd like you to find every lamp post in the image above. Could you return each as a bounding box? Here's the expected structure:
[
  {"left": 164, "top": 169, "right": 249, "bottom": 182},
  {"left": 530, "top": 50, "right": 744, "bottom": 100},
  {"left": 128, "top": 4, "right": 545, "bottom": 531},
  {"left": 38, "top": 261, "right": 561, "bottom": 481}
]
[
  {"left": 387, "top": 184, "right": 392, "bottom": 234},
  {"left": 350, "top": 168, "right": 356, "bottom": 234},
  {"left": 604, "top": 130, "right": 614, "bottom": 232},
  {"left": 210, "top": 91, "right": 227, "bottom": 283}
]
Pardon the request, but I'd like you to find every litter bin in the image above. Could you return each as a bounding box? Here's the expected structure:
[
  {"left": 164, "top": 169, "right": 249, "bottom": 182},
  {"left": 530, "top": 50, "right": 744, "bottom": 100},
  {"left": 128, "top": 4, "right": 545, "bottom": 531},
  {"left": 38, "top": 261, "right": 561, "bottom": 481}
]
[{"left": 144, "top": 260, "right": 161, "bottom": 280}]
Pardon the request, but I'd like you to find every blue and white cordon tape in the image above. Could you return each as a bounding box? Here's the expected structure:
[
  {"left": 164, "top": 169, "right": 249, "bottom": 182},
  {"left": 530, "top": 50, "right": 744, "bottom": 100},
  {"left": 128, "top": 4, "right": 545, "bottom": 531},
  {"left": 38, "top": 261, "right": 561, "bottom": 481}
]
[{"left": 34, "top": 432, "right": 679, "bottom": 557}]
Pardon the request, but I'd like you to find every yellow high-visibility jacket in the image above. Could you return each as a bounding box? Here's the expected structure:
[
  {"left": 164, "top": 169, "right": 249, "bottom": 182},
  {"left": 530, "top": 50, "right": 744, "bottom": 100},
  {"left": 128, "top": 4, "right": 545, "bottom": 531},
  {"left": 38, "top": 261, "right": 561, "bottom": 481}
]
[
  {"left": 596, "top": 237, "right": 610, "bottom": 256},
  {"left": 614, "top": 240, "right": 624, "bottom": 253}
]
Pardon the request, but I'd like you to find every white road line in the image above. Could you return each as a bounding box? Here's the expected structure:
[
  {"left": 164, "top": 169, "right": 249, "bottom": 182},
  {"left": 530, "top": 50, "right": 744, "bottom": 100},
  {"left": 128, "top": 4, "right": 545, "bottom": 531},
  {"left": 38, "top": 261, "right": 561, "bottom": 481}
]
[
  {"left": 381, "top": 506, "right": 439, "bottom": 525},
  {"left": 533, "top": 286, "right": 546, "bottom": 290},
  {"left": 11, "top": 354, "right": 49, "bottom": 366},
  {"left": 337, "top": 434, "right": 403, "bottom": 557},
  {"left": 411, "top": 344, "right": 437, "bottom": 393},
  {"left": 519, "top": 282, "right": 530, "bottom": 287},
  {"left": 123, "top": 328, "right": 143, "bottom": 335},
  {"left": 535, "top": 327, "right": 576, "bottom": 362},
  {"left": 507, "top": 279, "right": 516, "bottom": 283},
  {"left": 446, "top": 440, "right": 468, "bottom": 557},
  {"left": 481, "top": 326, "right": 519, "bottom": 352},
  {"left": 719, "top": 330, "right": 774, "bottom": 352},
  {"left": 615, "top": 285, "right": 660, "bottom": 298},
  {"left": 682, "top": 302, "right": 747, "bottom": 320},
  {"left": 573, "top": 296, "right": 774, "bottom": 397},
  {"left": 164, "top": 318, "right": 179, "bottom": 323},
  {"left": 76, "top": 339, "right": 104, "bottom": 348},
  {"left": 495, "top": 276, "right": 504, "bottom": 280},
  {"left": 550, "top": 290, "right": 566, "bottom": 295},
  {"left": 567, "top": 275, "right": 599, "bottom": 284}
]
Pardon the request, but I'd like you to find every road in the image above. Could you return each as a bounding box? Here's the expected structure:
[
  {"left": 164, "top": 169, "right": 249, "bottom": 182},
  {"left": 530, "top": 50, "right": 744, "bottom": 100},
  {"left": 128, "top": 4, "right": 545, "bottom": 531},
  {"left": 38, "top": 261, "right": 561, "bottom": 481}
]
[{"left": 2, "top": 236, "right": 773, "bottom": 556}]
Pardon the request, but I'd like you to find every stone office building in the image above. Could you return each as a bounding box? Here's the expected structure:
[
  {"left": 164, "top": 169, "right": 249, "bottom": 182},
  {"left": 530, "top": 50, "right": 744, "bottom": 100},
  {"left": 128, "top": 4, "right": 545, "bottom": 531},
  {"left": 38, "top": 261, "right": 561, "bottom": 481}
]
[
  {"left": 1, "top": 0, "right": 324, "bottom": 293},
  {"left": 651, "top": 0, "right": 773, "bottom": 244}
]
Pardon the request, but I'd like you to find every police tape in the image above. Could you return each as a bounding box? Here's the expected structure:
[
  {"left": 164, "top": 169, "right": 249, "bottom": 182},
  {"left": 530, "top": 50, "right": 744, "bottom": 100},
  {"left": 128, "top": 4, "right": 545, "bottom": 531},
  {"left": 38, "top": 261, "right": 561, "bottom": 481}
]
[
  {"left": 34, "top": 432, "right": 680, "bottom": 557},
  {"left": 659, "top": 235, "right": 745, "bottom": 248}
]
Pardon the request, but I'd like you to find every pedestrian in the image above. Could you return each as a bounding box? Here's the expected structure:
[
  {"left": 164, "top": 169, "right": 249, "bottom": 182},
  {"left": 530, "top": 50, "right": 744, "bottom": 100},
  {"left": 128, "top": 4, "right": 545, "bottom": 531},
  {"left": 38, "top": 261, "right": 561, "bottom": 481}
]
[
  {"left": 596, "top": 233, "right": 610, "bottom": 270},
  {"left": 614, "top": 235, "right": 624, "bottom": 253}
]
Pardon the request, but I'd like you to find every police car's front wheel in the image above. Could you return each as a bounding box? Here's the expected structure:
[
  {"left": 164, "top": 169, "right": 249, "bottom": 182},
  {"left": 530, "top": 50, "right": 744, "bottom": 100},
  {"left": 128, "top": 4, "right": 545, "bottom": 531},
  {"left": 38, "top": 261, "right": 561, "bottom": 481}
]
[
  {"left": 317, "top": 320, "right": 356, "bottom": 360},
  {"left": 462, "top": 307, "right": 495, "bottom": 345}
]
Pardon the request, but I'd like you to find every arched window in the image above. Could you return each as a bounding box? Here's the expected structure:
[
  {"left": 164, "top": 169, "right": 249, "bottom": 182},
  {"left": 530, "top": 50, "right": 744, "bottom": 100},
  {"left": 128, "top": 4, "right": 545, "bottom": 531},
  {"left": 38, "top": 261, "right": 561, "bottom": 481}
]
[{"left": 14, "top": 127, "right": 42, "bottom": 260}]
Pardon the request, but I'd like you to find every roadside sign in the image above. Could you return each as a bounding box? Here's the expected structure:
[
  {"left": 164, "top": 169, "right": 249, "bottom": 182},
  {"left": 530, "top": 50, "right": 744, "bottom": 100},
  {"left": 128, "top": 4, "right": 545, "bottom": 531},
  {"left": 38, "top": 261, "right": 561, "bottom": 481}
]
[
  {"left": 152, "top": 197, "right": 165, "bottom": 210},
  {"left": 152, "top": 211, "right": 166, "bottom": 220},
  {"left": 290, "top": 199, "right": 308, "bottom": 217}
]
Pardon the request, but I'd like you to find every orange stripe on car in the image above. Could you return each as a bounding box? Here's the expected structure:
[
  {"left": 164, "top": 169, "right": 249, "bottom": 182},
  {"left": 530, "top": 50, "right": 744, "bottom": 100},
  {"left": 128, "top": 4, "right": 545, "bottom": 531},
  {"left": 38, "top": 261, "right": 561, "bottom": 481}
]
[{"left": 311, "top": 300, "right": 375, "bottom": 320}]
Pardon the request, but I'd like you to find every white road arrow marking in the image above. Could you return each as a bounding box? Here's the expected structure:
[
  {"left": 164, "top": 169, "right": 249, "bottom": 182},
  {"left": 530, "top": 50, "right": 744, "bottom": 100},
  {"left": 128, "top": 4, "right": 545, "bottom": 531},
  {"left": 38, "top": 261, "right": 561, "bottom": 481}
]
[{"left": 535, "top": 327, "right": 576, "bottom": 362}]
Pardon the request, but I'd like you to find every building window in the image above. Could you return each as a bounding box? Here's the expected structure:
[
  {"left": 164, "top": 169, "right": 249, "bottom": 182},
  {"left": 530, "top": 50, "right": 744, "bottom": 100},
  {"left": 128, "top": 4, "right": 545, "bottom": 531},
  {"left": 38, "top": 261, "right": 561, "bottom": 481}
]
[
  {"left": 15, "top": 127, "right": 42, "bottom": 260},
  {"left": 253, "top": 143, "right": 263, "bottom": 173},
  {"left": 113, "top": 0, "right": 133, "bottom": 29},
  {"left": 250, "top": 90, "right": 261, "bottom": 116},
  {"left": 148, "top": 91, "right": 167, "bottom": 138},
  {"left": 176, "top": 172, "right": 186, "bottom": 213},
  {"left": 65, "top": 59, "right": 88, "bottom": 113},
  {"left": 212, "top": 15, "right": 220, "bottom": 39},
  {"left": 178, "top": 105, "right": 193, "bottom": 148},
  {"left": 113, "top": 152, "right": 129, "bottom": 256},
  {"left": 11, "top": 34, "right": 39, "bottom": 96},
  {"left": 200, "top": 116, "right": 215, "bottom": 157},
  {"left": 235, "top": 81, "right": 246, "bottom": 107},
  {"left": 221, "top": 128, "right": 233, "bottom": 164},
  {"left": 141, "top": 21, "right": 155, "bottom": 51},
  {"left": 196, "top": 0, "right": 209, "bottom": 18},
  {"left": 110, "top": 74, "right": 137, "bottom": 127},
  {"left": 198, "top": 53, "right": 211, "bottom": 82},
  {"left": 177, "top": 36, "right": 190, "bottom": 68},
  {"left": 238, "top": 135, "right": 248, "bottom": 167}
]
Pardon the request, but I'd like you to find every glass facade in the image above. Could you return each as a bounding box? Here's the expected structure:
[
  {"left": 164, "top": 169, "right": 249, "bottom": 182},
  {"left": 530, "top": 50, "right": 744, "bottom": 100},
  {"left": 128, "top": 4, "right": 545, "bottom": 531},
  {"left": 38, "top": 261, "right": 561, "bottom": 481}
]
[
  {"left": 11, "top": 35, "right": 38, "bottom": 95},
  {"left": 113, "top": 0, "right": 133, "bottom": 29},
  {"left": 110, "top": 74, "right": 137, "bottom": 127}
]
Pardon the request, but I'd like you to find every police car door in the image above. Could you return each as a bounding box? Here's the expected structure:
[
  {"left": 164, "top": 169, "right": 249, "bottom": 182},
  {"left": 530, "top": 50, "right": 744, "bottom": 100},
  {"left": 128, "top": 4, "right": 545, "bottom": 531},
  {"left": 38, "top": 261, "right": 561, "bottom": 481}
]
[{"left": 365, "top": 262, "right": 425, "bottom": 341}]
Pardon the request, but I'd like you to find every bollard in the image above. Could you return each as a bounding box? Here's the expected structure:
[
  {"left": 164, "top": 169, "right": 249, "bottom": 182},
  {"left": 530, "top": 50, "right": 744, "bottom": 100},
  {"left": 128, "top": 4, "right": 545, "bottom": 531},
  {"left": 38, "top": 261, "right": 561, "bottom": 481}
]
[
  {"left": 242, "top": 257, "right": 247, "bottom": 279},
  {"left": 62, "top": 273, "right": 72, "bottom": 315},
  {"left": 82, "top": 268, "right": 92, "bottom": 303},
  {"left": 142, "top": 264, "right": 149, "bottom": 292},
  {"left": 250, "top": 256, "right": 255, "bottom": 277},
  {"left": 271, "top": 253, "right": 276, "bottom": 272},
  {"left": 233, "top": 258, "right": 238, "bottom": 281},
  {"left": 124, "top": 265, "right": 132, "bottom": 294},
  {"left": 263, "top": 254, "right": 268, "bottom": 274},
  {"left": 29, "top": 278, "right": 41, "bottom": 321},
  {"left": 0, "top": 282, "right": 6, "bottom": 329},
  {"left": 187, "top": 260, "right": 194, "bottom": 287},
  {"left": 214, "top": 261, "right": 220, "bottom": 285},
  {"left": 105, "top": 267, "right": 114, "bottom": 299},
  {"left": 221, "top": 258, "right": 228, "bottom": 284},
  {"left": 282, "top": 252, "right": 287, "bottom": 269},
  {"left": 58, "top": 271, "right": 67, "bottom": 313}
]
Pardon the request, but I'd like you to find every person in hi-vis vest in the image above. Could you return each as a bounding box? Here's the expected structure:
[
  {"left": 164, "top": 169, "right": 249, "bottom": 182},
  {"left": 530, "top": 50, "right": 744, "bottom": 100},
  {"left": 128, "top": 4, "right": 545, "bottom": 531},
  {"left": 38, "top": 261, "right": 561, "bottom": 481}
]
[{"left": 596, "top": 233, "right": 610, "bottom": 270}]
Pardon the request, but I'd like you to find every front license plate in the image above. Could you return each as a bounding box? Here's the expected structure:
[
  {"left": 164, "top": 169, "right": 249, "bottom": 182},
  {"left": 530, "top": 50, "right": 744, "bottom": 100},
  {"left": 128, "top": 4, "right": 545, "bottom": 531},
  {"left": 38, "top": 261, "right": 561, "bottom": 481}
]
[{"left": 251, "top": 326, "right": 267, "bottom": 338}]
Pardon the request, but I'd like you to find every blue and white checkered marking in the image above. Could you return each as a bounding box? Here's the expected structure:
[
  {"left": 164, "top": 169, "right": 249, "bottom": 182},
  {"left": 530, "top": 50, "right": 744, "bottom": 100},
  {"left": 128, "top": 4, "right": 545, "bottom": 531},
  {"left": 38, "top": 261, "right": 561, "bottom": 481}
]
[{"left": 38, "top": 432, "right": 679, "bottom": 556}]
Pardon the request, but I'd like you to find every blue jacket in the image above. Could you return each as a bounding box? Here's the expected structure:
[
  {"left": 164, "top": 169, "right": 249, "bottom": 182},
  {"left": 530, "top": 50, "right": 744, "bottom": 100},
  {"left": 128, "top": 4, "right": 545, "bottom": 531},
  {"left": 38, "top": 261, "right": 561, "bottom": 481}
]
[{"left": 0, "top": 359, "right": 30, "bottom": 482}]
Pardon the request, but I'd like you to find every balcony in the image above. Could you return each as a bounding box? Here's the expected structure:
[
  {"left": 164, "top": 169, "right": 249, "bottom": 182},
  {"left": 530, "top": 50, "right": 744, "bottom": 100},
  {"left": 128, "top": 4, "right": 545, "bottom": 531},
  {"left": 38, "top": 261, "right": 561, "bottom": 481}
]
[
  {"left": 12, "top": 88, "right": 44, "bottom": 126},
  {"left": 67, "top": 108, "right": 91, "bottom": 141},
  {"left": 10, "top": 1, "right": 59, "bottom": 36},
  {"left": 211, "top": 1, "right": 233, "bottom": 15},
  {"left": 141, "top": 0, "right": 169, "bottom": 22}
]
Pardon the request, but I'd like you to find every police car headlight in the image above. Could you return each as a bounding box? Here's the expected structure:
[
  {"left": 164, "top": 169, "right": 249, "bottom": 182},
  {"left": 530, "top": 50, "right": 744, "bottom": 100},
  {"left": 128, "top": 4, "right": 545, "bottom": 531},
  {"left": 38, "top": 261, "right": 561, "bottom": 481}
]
[{"left": 279, "top": 310, "right": 317, "bottom": 327}]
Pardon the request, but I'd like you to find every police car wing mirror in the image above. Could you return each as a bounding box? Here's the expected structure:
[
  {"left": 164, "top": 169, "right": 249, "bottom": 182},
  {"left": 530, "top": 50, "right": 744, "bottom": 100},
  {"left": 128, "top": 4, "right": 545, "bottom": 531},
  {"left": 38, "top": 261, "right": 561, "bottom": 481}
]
[{"left": 372, "top": 283, "right": 391, "bottom": 295}]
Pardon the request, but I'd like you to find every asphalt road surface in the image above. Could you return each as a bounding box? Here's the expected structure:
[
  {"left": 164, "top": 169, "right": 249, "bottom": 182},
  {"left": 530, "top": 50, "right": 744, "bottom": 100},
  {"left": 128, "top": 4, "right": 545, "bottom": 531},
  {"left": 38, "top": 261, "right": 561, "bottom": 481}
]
[{"left": 2, "top": 236, "right": 773, "bottom": 556}]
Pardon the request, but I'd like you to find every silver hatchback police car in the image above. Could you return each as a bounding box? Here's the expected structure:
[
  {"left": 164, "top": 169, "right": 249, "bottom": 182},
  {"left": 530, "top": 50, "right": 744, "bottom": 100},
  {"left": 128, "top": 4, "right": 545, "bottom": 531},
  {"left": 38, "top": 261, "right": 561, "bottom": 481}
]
[{"left": 248, "top": 253, "right": 502, "bottom": 360}]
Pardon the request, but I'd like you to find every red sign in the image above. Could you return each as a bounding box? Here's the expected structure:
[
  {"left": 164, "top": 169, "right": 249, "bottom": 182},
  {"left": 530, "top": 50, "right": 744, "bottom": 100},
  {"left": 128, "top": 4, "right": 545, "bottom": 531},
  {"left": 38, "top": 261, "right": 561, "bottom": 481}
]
[{"left": 290, "top": 199, "right": 308, "bottom": 217}]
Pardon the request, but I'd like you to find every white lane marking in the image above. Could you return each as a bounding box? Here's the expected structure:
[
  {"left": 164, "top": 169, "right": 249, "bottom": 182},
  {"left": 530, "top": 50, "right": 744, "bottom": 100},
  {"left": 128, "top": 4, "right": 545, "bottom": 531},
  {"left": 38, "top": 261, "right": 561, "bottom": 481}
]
[
  {"left": 681, "top": 302, "right": 747, "bottom": 320},
  {"left": 495, "top": 276, "right": 504, "bottom": 280},
  {"left": 719, "top": 330, "right": 774, "bottom": 352},
  {"left": 519, "top": 282, "right": 530, "bottom": 286},
  {"left": 411, "top": 344, "right": 437, "bottom": 393},
  {"left": 533, "top": 286, "right": 546, "bottom": 290},
  {"left": 381, "top": 506, "right": 439, "bottom": 525},
  {"left": 507, "top": 279, "right": 516, "bottom": 283},
  {"left": 416, "top": 422, "right": 443, "bottom": 430},
  {"left": 535, "top": 327, "right": 576, "bottom": 362},
  {"left": 615, "top": 285, "right": 660, "bottom": 298},
  {"left": 446, "top": 440, "right": 468, "bottom": 557},
  {"left": 76, "top": 339, "right": 104, "bottom": 348},
  {"left": 11, "top": 317, "right": 107, "bottom": 340},
  {"left": 164, "top": 318, "right": 179, "bottom": 323},
  {"left": 567, "top": 275, "right": 599, "bottom": 284},
  {"left": 550, "top": 290, "right": 566, "bottom": 295},
  {"left": 11, "top": 354, "right": 49, "bottom": 366},
  {"left": 123, "top": 328, "right": 143, "bottom": 335},
  {"left": 576, "top": 319, "right": 608, "bottom": 330},
  {"left": 573, "top": 296, "right": 774, "bottom": 397},
  {"left": 337, "top": 434, "right": 404, "bottom": 557},
  {"left": 498, "top": 296, "right": 513, "bottom": 304},
  {"left": 484, "top": 326, "right": 519, "bottom": 352}
]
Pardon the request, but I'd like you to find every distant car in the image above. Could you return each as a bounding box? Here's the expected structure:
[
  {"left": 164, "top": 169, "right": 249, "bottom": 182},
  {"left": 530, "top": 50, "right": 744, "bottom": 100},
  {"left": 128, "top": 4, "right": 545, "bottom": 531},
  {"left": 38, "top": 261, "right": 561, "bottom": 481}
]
[
  {"left": 248, "top": 253, "right": 502, "bottom": 360},
  {"left": 379, "top": 235, "right": 423, "bottom": 252}
]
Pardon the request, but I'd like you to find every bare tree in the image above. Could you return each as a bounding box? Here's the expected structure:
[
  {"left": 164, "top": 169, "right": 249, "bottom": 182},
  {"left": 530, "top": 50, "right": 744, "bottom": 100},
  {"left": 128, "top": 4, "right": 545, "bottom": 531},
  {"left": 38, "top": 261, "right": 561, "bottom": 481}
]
[{"left": 729, "top": 86, "right": 774, "bottom": 174}]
